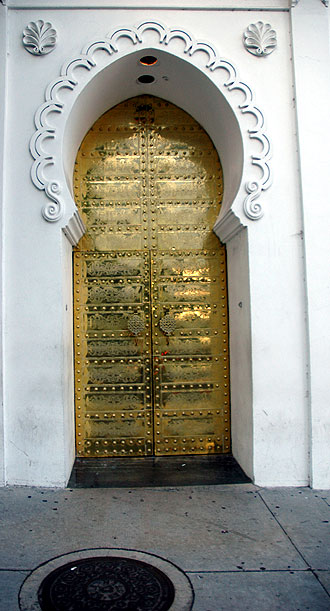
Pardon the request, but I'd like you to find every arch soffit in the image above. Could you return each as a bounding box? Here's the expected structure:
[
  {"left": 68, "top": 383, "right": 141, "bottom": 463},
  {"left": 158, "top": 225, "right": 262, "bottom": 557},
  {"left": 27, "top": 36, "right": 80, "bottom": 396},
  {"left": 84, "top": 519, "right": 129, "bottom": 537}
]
[{"left": 30, "top": 20, "right": 272, "bottom": 245}]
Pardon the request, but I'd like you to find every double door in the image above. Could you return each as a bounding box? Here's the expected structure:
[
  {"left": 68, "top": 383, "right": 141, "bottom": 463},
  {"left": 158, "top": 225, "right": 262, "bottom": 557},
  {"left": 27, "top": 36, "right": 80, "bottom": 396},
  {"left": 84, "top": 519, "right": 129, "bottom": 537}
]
[{"left": 73, "top": 95, "right": 230, "bottom": 457}]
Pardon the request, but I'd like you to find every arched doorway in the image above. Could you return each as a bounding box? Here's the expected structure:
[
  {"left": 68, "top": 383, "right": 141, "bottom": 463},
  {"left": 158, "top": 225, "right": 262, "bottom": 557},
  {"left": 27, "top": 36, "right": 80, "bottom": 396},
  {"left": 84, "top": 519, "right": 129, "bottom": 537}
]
[{"left": 73, "top": 95, "right": 230, "bottom": 458}]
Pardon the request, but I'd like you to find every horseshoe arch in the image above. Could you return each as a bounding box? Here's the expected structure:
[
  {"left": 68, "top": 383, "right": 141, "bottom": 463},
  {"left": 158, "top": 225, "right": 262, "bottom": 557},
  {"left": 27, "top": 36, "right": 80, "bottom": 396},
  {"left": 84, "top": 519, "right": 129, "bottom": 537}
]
[{"left": 30, "top": 20, "right": 271, "bottom": 245}]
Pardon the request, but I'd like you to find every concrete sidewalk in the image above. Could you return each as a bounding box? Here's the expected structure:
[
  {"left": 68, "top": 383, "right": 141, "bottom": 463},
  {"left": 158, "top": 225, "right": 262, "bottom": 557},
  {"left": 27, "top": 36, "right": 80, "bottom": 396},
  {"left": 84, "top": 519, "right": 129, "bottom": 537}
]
[{"left": 0, "top": 484, "right": 329, "bottom": 610}]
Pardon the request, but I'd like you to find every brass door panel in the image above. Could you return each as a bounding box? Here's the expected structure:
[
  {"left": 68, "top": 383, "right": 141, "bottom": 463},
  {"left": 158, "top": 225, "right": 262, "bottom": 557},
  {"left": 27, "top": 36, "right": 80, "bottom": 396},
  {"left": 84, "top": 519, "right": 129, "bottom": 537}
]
[
  {"left": 152, "top": 249, "right": 229, "bottom": 455},
  {"left": 74, "top": 95, "right": 230, "bottom": 457},
  {"left": 74, "top": 250, "right": 153, "bottom": 457}
]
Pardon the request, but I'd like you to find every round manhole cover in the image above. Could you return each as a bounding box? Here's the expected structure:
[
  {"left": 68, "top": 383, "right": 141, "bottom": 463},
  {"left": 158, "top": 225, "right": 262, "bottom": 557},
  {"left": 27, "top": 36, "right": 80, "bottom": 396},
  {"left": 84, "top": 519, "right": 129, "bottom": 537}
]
[
  {"left": 38, "top": 556, "right": 175, "bottom": 610},
  {"left": 19, "top": 548, "right": 194, "bottom": 611}
]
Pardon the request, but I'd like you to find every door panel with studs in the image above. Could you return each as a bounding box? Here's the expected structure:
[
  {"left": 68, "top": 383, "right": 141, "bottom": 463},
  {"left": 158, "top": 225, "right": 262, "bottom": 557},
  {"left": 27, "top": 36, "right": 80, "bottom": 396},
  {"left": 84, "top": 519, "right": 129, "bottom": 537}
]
[{"left": 74, "top": 95, "right": 230, "bottom": 457}]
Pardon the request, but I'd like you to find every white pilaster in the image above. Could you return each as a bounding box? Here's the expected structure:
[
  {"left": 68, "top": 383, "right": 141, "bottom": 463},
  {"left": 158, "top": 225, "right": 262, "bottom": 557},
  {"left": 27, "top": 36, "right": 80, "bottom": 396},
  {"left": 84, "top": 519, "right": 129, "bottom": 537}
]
[
  {"left": 0, "top": 3, "right": 7, "bottom": 486},
  {"left": 291, "top": 0, "right": 330, "bottom": 488}
]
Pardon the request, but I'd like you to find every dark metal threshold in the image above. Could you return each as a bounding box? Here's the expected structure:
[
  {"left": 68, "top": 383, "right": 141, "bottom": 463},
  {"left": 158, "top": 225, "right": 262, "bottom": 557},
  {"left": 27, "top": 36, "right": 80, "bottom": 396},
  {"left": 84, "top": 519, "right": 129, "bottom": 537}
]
[{"left": 68, "top": 454, "right": 251, "bottom": 488}]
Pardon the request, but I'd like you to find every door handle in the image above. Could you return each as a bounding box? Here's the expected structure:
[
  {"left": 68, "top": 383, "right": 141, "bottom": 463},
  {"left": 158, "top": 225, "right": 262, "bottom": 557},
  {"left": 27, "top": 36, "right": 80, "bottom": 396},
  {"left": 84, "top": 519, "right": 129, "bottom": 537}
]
[
  {"left": 159, "top": 314, "right": 176, "bottom": 336},
  {"left": 128, "top": 314, "right": 144, "bottom": 336}
]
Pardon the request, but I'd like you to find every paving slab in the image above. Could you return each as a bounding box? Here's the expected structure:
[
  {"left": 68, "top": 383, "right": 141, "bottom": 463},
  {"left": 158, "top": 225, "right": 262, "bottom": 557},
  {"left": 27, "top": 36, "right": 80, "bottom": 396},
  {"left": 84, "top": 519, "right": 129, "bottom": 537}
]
[
  {"left": 259, "top": 488, "right": 330, "bottom": 569},
  {"left": 0, "top": 485, "right": 306, "bottom": 572},
  {"left": 189, "top": 570, "right": 330, "bottom": 610},
  {"left": 0, "top": 571, "right": 28, "bottom": 611},
  {"left": 315, "top": 570, "right": 330, "bottom": 596}
]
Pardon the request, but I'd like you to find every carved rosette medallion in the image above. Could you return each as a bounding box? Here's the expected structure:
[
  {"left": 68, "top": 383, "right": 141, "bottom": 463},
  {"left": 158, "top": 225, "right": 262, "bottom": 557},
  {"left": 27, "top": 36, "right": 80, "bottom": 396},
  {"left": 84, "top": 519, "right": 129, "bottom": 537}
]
[
  {"left": 243, "top": 22, "right": 277, "bottom": 57},
  {"left": 23, "top": 20, "right": 57, "bottom": 55}
]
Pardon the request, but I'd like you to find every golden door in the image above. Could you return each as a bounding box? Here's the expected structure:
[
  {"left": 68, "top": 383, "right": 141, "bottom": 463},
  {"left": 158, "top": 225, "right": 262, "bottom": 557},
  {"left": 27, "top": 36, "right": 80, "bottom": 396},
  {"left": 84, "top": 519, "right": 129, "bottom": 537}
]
[{"left": 73, "top": 96, "right": 230, "bottom": 457}]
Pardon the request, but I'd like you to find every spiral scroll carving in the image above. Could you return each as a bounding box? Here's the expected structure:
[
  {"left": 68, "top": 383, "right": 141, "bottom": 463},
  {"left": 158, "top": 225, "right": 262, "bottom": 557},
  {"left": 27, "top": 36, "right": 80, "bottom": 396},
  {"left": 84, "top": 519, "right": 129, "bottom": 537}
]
[
  {"left": 42, "top": 181, "right": 63, "bottom": 222},
  {"left": 243, "top": 181, "right": 264, "bottom": 220}
]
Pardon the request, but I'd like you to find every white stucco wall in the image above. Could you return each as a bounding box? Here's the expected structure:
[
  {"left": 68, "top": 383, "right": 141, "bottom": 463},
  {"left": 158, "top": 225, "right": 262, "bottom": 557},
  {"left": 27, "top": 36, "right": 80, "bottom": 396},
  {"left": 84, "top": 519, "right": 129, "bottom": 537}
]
[{"left": 0, "top": 0, "right": 328, "bottom": 487}]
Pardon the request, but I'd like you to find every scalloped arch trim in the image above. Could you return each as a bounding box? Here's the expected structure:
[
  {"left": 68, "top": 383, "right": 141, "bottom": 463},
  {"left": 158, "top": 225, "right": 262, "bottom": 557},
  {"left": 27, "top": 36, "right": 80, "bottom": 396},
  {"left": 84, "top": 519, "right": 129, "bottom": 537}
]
[{"left": 30, "top": 20, "right": 271, "bottom": 228}]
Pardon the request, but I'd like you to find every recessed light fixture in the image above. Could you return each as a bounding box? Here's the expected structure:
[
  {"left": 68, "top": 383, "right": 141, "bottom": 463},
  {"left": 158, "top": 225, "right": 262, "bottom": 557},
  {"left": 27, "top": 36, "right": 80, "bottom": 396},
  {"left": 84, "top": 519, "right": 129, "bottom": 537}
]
[
  {"left": 137, "top": 75, "right": 155, "bottom": 84},
  {"left": 139, "top": 55, "right": 158, "bottom": 66}
]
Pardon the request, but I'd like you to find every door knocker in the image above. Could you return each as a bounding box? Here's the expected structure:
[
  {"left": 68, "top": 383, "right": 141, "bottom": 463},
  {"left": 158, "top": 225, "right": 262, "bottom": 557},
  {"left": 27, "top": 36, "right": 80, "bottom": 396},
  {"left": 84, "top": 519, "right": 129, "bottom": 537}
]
[
  {"left": 159, "top": 314, "right": 176, "bottom": 344},
  {"left": 128, "top": 314, "right": 144, "bottom": 345}
]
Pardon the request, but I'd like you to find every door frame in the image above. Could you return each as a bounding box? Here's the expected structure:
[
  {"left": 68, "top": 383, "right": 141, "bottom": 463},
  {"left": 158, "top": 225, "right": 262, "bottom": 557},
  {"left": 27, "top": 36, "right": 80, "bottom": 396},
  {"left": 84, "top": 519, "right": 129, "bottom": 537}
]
[{"left": 29, "top": 20, "right": 271, "bottom": 484}]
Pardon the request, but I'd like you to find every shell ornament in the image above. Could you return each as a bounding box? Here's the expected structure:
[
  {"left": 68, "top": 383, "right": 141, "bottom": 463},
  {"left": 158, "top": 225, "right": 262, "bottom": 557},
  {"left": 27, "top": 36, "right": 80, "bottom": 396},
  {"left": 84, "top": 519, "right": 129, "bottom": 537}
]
[
  {"left": 243, "top": 22, "right": 277, "bottom": 57},
  {"left": 22, "top": 20, "right": 57, "bottom": 56}
]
